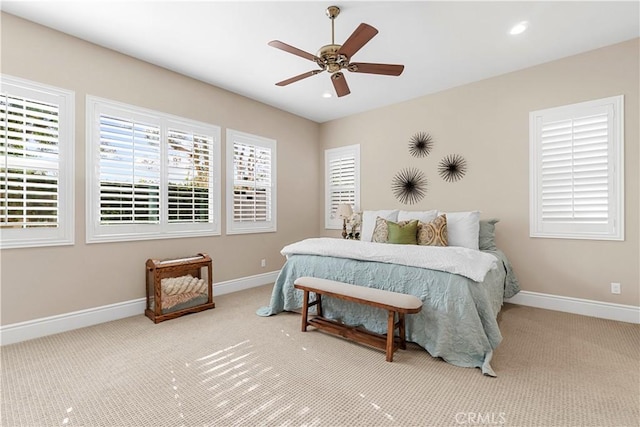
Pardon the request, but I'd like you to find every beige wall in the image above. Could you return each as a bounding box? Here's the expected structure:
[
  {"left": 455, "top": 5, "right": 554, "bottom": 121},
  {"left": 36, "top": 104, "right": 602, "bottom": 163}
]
[
  {"left": 0, "top": 14, "right": 321, "bottom": 325},
  {"left": 320, "top": 38, "right": 639, "bottom": 307}
]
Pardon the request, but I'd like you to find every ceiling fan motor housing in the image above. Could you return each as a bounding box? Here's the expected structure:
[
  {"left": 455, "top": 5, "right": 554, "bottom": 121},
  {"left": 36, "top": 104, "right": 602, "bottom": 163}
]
[{"left": 316, "top": 44, "right": 348, "bottom": 73}]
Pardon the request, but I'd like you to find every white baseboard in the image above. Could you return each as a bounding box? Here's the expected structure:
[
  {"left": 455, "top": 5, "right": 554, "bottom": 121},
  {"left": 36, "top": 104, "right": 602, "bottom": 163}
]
[
  {"left": 505, "top": 291, "right": 640, "bottom": 324},
  {"left": 0, "top": 298, "right": 147, "bottom": 346},
  {"left": 0, "top": 270, "right": 279, "bottom": 346},
  {"left": 213, "top": 270, "right": 279, "bottom": 296}
]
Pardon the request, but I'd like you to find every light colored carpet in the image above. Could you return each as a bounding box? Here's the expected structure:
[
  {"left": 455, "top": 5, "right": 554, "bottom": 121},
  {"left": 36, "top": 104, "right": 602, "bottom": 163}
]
[{"left": 1, "top": 284, "right": 639, "bottom": 427}]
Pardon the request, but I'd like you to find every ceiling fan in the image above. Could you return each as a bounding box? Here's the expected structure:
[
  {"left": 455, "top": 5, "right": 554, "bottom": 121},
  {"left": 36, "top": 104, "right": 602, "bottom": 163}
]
[{"left": 268, "top": 5, "right": 405, "bottom": 97}]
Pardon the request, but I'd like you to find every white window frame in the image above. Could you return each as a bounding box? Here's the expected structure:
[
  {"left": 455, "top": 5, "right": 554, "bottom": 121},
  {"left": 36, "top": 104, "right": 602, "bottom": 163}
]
[
  {"left": 226, "top": 129, "right": 277, "bottom": 235},
  {"left": 325, "top": 144, "right": 360, "bottom": 229},
  {"left": 529, "top": 95, "right": 624, "bottom": 240},
  {"left": 86, "top": 96, "right": 221, "bottom": 243},
  {"left": 0, "top": 75, "right": 74, "bottom": 249}
]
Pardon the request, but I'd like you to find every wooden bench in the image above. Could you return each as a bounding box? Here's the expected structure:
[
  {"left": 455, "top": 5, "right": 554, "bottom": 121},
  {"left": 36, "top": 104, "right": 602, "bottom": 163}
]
[{"left": 293, "top": 277, "right": 423, "bottom": 362}]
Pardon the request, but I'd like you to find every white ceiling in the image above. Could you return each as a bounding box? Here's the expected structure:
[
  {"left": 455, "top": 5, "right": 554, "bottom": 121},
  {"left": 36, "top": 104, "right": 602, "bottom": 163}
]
[{"left": 3, "top": 1, "right": 639, "bottom": 123}]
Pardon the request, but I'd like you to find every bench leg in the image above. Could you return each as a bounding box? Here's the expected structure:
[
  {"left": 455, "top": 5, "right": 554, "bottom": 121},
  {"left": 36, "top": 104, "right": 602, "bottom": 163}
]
[
  {"left": 398, "top": 312, "right": 407, "bottom": 350},
  {"left": 315, "top": 292, "right": 323, "bottom": 317},
  {"left": 301, "top": 290, "right": 309, "bottom": 332},
  {"left": 386, "top": 310, "right": 395, "bottom": 362}
]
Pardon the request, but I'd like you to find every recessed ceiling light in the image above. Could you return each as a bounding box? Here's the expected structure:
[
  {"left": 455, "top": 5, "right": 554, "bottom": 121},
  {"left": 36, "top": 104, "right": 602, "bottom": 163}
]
[
  {"left": 509, "top": 21, "right": 529, "bottom": 35},
  {"left": 322, "top": 91, "right": 332, "bottom": 98}
]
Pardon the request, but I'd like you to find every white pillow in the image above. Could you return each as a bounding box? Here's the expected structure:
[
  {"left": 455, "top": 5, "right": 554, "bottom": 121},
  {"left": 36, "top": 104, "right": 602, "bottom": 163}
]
[
  {"left": 361, "top": 210, "right": 399, "bottom": 242},
  {"left": 397, "top": 210, "right": 438, "bottom": 223},
  {"left": 438, "top": 211, "right": 480, "bottom": 250}
]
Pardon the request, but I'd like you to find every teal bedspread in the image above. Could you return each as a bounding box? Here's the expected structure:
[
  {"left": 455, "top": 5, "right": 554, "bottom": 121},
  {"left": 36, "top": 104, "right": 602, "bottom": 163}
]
[{"left": 257, "top": 249, "right": 519, "bottom": 376}]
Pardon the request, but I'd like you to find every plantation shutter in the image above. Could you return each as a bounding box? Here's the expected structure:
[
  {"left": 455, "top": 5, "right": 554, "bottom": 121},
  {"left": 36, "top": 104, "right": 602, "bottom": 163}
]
[
  {"left": 0, "top": 94, "right": 60, "bottom": 228},
  {"left": 225, "top": 129, "right": 276, "bottom": 235},
  {"left": 328, "top": 155, "right": 356, "bottom": 219},
  {"left": 540, "top": 113, "right": 609, "bottom": 223},
  {"left": 530, "top": 96, "right": 623, "bottom": 240},
  {"left": 325, "top": 144, "right": 360, "bottom": 229},
  {"left": 167, "top": 128, "right": 213, "bottom": 223},
  {"left": 233, "top": 141, "right": 272, "bottom": 222},
  {"left": 98, "top": 114, "right": 161, "bottom": 224}
]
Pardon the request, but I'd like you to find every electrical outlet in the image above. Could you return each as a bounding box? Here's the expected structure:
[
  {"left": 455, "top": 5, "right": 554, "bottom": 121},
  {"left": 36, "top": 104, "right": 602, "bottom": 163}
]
[
  {"left": 611, "top": 282, "right": 621, "bottom": 294},
  {"left": 261, "top": 259, "right": 266, "bottom": 268}
]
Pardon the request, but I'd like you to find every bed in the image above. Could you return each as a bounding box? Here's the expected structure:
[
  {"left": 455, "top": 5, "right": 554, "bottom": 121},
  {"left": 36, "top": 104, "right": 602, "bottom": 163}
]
[{"left": 257, "top": 212, "right": 520, "bottom": 376}]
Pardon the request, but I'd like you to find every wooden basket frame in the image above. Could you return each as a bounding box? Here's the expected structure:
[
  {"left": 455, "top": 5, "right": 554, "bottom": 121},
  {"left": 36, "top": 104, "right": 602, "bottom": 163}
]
[{"left": 145, "top": 253, "right": 214, "bottom": 323}]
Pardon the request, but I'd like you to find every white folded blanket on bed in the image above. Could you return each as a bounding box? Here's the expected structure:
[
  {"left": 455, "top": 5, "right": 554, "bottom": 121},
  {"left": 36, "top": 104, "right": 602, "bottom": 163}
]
[{"left": 281, "top": 238, "right": 498, "bottom": 282}]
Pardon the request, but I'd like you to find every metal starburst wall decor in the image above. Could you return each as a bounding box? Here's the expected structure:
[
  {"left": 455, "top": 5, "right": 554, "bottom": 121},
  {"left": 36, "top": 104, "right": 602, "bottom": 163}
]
[
  {"left": 438, "top": 154, "right": 467, "bottom": 182},
  {"left": 408, "top": 131, "right": 434, "bottom": 158},
  {"left": 392, "top": 168, "right": 427, "bottom": 205}
]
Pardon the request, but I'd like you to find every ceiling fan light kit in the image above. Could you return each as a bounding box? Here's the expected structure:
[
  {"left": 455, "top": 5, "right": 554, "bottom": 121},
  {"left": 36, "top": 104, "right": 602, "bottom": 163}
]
[{"left": 268, "top": 5, "right": 404, "bottom": 97}]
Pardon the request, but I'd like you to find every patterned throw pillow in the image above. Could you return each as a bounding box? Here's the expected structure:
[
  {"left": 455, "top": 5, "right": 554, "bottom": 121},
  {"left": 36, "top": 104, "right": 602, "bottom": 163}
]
[
  {"left": 372, "top": 216, "right": 391, "bottom": 242},
  {"left": 417, "top": 214, "right": 448, "bottom": 246}
]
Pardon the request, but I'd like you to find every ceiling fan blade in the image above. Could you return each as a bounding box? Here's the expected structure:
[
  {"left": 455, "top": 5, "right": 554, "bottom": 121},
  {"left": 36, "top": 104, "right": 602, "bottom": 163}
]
[
  {"left": 268, "top": 40, "right": 319, "bottom": 62},
  {"left": 276, "top": 70, "right": 322, "bottom": 86},
  {"left": 331, "top": 72, "right": 351, "bottom": 97},
  {"left": 350, "top": 62, "right": 405, "bottom": 76},
  {"left": 337, "top": 23, "right": 378, "bottom": 59}
]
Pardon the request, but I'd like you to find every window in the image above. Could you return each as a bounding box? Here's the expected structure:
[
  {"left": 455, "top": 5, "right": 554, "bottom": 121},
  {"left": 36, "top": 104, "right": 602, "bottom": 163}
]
[
  {"left": 325, "top": 144, "right": 360, "bottom": 229},
  {"left": 226, "top": 129, "right": 276, "bottom": 234},
  {"left": 0, "top": 75, "right": 74, "bottom": 249},
  {"left": 86, "top": 96, "right": 221, "bottom": 243},
  {"left": 529, "top": 95, "right": 623, "bottom": 240}
]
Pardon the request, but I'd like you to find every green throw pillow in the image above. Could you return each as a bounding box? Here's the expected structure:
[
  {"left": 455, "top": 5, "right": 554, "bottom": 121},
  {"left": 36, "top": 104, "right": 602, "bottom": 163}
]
[{"left": 386, "top": 219, "right": 418, "bottom": 245}]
